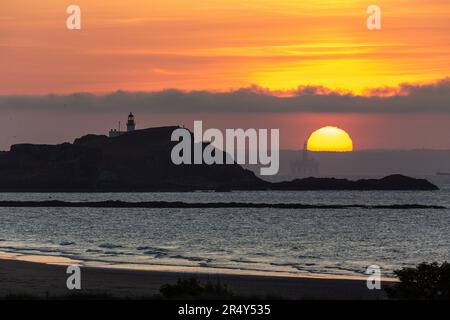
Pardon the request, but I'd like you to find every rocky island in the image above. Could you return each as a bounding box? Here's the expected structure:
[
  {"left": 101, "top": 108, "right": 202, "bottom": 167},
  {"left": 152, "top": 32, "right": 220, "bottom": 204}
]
[{"left": 0, "top": 126, "right": 438, "bottom": 191}]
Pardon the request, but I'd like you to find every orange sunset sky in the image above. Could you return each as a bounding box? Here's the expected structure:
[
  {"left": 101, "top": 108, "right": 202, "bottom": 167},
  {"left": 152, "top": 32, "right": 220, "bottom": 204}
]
[
  {"left": 0, "top": 0, "right": 449, "bottom": 150},
  {"left": 1, "top": 0, "right": 450, "bottom": 93}
]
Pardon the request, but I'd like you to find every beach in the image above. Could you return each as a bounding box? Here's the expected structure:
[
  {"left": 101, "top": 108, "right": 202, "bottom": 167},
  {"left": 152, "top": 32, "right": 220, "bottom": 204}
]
[
  {"left": 0, "top": 254, "right": 393, "bottom": 300},
  {"left": 1, "top": 190, "right": 446, "bottom": 301}
]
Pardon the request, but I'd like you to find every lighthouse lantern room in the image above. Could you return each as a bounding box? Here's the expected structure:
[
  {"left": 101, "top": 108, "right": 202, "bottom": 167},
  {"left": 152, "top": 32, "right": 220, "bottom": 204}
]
[
  {"left": 109, "top": 113, "right": 137, "bottom": 138},
  {"left": 126, "top": 112, "right": 136, "bottom": 132}
]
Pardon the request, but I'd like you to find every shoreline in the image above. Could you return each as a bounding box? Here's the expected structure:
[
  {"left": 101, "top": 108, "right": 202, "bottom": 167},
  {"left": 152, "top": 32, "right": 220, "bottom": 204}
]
[
  {"left": 0, "top": 253, "right": 396, "bottom": 300},
  {"left": 0, "top": 251, "right": 398, "bottom": 282}
]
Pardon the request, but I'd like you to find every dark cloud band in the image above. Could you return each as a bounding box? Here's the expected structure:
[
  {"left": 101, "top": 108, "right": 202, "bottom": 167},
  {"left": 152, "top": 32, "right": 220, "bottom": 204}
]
[{"left": 0, "top": 78, "right": 449, "bottom": 114}]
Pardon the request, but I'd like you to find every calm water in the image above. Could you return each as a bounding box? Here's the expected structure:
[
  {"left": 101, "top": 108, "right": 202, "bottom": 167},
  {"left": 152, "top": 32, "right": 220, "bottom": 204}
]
[{"left": 0, "top": 177, "right": 449, "bottom": 278}]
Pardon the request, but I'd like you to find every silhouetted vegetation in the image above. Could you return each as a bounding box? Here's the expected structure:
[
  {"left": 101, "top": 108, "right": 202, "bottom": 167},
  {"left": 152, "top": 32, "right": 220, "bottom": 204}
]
[
  {"left": 386, "top": 262, "right": 450, "bottom": 300},
  {"left": 3, "top": 292, "right": 116, "bottom": 300},
  {"left": 2, "top": 279, "right": 239, "bottom": 300},
  {"left": 159, "top": 278, "right": 235, "bottom": 299}
]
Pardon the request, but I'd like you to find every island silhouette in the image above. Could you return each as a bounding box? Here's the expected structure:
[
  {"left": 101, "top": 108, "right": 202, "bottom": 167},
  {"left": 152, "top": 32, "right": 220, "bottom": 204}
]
[{"left": 0, "top": 126, "right": 437, "bottom": 192}]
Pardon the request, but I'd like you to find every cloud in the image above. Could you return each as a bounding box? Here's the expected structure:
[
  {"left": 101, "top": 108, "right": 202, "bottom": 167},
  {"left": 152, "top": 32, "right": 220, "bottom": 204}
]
[{"left": 0, "top": 78, "right": 449, "bottom": 114}]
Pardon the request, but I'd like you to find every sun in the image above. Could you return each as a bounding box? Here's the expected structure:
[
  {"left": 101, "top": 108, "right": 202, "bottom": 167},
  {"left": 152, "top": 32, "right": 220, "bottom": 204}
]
[{"left": 307, "top": 126, "right": 353, "bottom": 152}]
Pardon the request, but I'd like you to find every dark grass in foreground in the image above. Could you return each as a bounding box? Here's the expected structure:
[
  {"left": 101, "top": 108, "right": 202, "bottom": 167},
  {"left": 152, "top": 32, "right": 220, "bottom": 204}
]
[
  {"left": 3, "top": 279, "right": 281, "bottom": 300},
  {"left": 3, "top": 263, "right": 449, "bottom": 300}
]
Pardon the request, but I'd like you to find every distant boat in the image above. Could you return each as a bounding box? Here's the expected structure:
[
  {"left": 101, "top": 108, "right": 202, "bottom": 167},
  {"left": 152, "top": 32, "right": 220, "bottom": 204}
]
[{"left": 436, "top": 172, "right": 450, "bottom": 176}]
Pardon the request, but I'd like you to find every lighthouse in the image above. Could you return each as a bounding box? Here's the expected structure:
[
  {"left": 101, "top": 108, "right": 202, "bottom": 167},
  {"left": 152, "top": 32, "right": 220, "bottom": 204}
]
[
  {"left": 290, "top": 141, "right": 320, "bottom": 177},
  {"left": 109, "top": 113, "right": 137, "bottom": 137},
  {"left": 127, "top": 112, "right": 136, "bottom": 132}
]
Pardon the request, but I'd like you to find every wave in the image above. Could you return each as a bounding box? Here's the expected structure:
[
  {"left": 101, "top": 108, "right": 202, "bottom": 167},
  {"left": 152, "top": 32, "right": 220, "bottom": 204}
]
[
  {"left": 59, "top": 241, "right": 75, "bottom": 246},
  {"left": 168, "top": 254, "right": 212, "bottom": 263},
  {"left": 230, "top": 258, "right": 260, "bottom": 264},
  {"left": 98, "top": 243, "right": 123, "bottom": 249},
  {"left": 0, "top": 244, "right": 390, "bottom": 278}
]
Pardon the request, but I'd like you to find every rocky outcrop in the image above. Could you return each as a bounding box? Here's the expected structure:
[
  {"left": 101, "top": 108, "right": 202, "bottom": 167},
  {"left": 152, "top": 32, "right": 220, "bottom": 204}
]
[
  {"left": 0, "top": 127, "right": 263, "bottom": 191},
  {"left": 0, "top": 127, "right": 438, "bottom": 191},
  {"left": 271, "top": 174, "right": 438, "bottom": 190}
]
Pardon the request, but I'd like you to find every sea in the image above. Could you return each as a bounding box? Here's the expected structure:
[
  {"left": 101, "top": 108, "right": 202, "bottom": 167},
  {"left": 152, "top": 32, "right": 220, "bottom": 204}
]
[{"left": 0, "top": 175, "right": 449, "bottom": 278}]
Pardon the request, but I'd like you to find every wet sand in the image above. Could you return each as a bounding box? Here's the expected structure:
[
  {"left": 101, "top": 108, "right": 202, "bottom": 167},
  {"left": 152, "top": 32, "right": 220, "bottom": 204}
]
[{"left": 0, "top": 256, "right": 393, "bottom": 300}]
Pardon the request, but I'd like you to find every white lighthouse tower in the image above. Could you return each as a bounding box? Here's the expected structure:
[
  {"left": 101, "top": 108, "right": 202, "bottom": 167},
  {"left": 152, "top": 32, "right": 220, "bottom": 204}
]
[
  {"left": 109, "top": 113, "right": 137, "bottom": 137},
  {"left": 126, "top": 112, "right": 136, "bottom": 132}
]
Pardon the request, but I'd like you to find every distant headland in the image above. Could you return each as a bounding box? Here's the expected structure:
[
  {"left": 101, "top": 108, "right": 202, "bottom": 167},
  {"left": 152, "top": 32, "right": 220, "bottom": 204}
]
[{"left": 0, "top": 121, "right": 438, "bottom": 192}]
